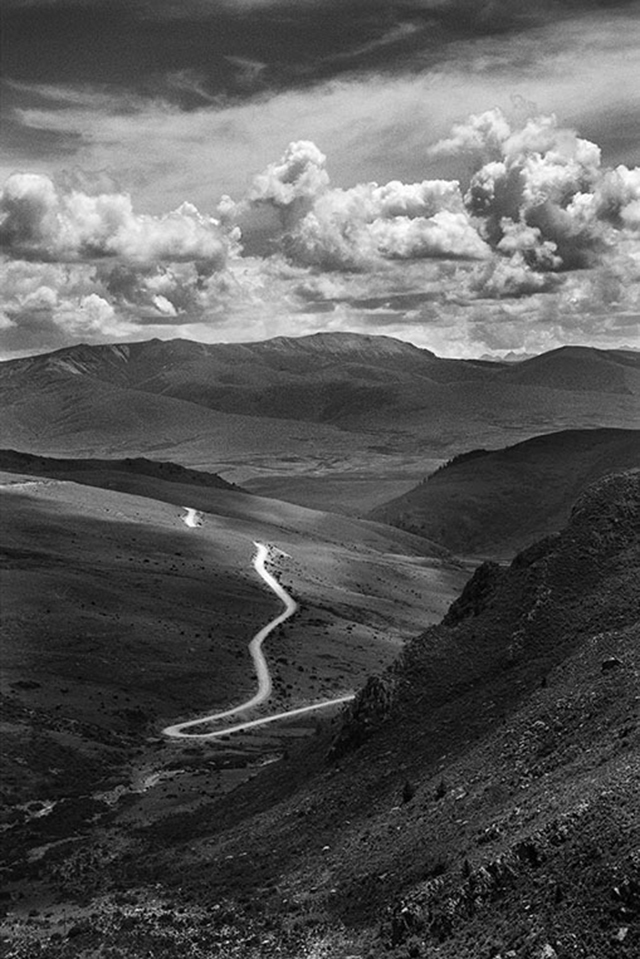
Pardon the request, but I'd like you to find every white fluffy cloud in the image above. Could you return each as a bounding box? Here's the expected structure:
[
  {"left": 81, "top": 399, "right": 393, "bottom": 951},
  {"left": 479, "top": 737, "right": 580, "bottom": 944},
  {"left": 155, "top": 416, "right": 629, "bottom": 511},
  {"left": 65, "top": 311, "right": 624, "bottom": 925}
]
[
  {"left": 221, "top": 111, "right": 640, "bottom": 307},
  {"left": 2, "top": 110, "right": 640, "bottom": 356},
  {"left": 246, "top": 140, "right": 329, "bottom": 210},
  {"left": 431, "top": 108, "right": 640, "bottom": 294},
  {"left": 226, "top": 143, "right": 489, "bottom": 270},
  {"left": 595, "top": 165, "right": 640, "bottom": 228},
  {"left": 0, "top": 172, "right": 236, "bottom": 349},
  {"left": 0, "top": 173, "right": 228, "bottom": 269}
]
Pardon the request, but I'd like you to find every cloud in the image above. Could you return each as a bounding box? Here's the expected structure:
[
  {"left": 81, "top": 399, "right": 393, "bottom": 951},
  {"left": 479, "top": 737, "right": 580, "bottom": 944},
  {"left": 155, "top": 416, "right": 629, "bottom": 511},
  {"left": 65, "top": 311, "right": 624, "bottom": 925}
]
[
  {"left": 369, "top": 211, "right": 490, "bottom": 261},
  {"left": 2, "top": 107, "right": 640, "bottom": 358},
  {"left": 0, "top": 173, "right": 229, "bottom": 270},
  {"left": 246, "top": 140, "right": 328, "bottom": 205},
  {"left": 5, "top": 4, "right": 640, "bottom": 217},
  {"left": 4, "top": 0, "right": 640, "bottom": 362},
  {"left": 96, "top": 259, "right": 230, "bottom": 319},
  {"left": 430, "top": 108, "right": 513, "bottom": 162},
  {"left": 226, "top": 143, "right": 489, "bottom": 269},
  {"left": 470, "top": 256, "right": 559, "bottom": 299},
  {"left": 221, "top": 109, "right": 639, "bottom": 296},
  {"left": 0, "top": 258, "right": 140, "bottom": 354},
  {"left": 595, "top": 165, "right": 640, "bottom": 228},
  {"left": 0, "top": 172, "right": 235, "bottom": 347},
  {"left": 427, "top": 108, "right": 636, "bottom": 277}
]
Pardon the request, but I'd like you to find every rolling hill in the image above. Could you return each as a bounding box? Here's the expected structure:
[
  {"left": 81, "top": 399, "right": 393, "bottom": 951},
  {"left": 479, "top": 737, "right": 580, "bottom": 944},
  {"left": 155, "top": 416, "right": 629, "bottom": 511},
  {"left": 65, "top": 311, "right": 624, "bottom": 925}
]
[
  {"left": 370, "top": 427, "right": 640, "bottom": 557},
  {"left": 501, "top": 345, "right": 640, "bottom": 394},
  {"left": 0, "top": 449, "right": 236, "bottom": 493},
  {"left": 1, "top": 334, "right": 639, "bottom": 513},
  {"left": 0, "top": 455, "right": 464, "bottom": 818}
]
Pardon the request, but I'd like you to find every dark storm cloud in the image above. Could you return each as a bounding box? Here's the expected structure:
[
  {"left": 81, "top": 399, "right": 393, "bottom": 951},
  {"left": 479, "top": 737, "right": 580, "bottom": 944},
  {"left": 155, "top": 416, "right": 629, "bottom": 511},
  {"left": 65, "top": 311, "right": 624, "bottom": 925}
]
[
  {"left": 4, "top": 0, "right": 639, "bottom": 104},
  {"left": 3, "top": 0, "right": 639, "bottom": 196}
]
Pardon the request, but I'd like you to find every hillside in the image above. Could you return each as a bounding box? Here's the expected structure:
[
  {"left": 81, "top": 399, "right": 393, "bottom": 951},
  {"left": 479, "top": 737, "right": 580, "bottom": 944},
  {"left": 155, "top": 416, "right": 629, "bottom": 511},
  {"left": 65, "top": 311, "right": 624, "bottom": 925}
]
[
  {"left": 0, "top": 459, "right": 464, "bottom": 869},
  {"left": 0, "top": 365, "right": 364, "bottom": 475},
  {"left": 501, "top": 345, "right": 640, "bottom": 394},
  {"left": 0, "top": 449, "right": 236, "bottom": 493},
  {"left": 2, "top": 334, "right": 639, "bottom": 514},
  {"left": 370, "top": 427, "right": 640, "bottom": 557},
  {"left": 6, "top": 340, "right": 640, "bottom": 415},
  {"left": 2, "top": 470, "right": 638, "bottom": 958}
]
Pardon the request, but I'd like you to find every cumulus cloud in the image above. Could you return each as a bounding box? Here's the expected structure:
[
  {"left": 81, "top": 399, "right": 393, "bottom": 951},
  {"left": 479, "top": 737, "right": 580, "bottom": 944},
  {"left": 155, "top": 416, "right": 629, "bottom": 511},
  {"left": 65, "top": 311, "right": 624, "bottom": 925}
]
[
  {"left": 226, "top": 142, "right": 488, "bottom": 270},
  {"left": 0, "top": 171, "right": 238, "bottom": 349},
  {"left": 0, "top": 173, "right": 229, "bottom": 270},
  {"left": 217, "top": 110, "right": 640, "bottom": 313},
  {"left": 0, "top": 257, "right": 140, "bottom": 353},
  {"left": 247, "top": 140, "right": 329, "bottom": 210},
  {"left": 97, "top": 260, "right": 215, "bottom": 318},
  {"left": 369, "top": 211, "right": 490, "bottom": 261},
  {"left": 470, "top": 255, "right": 559, "bottom": 299},
  {"left": 426, "top": 107, "right": 640, "bottom": 286},
  {"left": 430, "top": 108, "right": 512, "bottom": 162},
  {"left": 2, "top": 108, "right": 640, "bottom": 356},
  {"left": 595, "top": 165, "right": 640, "bottom": 228}
]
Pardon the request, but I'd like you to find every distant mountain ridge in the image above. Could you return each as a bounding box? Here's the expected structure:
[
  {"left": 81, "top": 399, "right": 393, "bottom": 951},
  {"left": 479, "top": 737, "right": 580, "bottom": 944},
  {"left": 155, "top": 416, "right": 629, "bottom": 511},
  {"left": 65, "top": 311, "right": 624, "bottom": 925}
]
[
  {"left": 499, "top": 344, "right": 640, "bottom": 393},
  {"left": 0, "top": 333, "right": 435, "bottom": 383},
  {"left": 1, "top": 334, "right": 639, "bottom": 504},
  {"left": 4, "top": 336, "right": 640, "bottom": 411}
]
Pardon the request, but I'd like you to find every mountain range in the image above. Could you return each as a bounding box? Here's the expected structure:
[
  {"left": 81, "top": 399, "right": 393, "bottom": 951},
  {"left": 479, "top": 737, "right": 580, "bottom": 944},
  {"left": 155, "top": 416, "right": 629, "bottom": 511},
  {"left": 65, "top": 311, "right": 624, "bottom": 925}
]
[{"left": 2, "top": 333, "right": 639, "bottom": 514}]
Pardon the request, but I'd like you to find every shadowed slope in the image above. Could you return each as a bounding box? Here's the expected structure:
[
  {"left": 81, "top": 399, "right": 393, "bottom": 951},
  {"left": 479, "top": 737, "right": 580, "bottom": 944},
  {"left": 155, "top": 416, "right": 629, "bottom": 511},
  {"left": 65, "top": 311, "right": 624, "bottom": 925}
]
[
  {"left": 502, "top": 345, "right": 640, "bottom": 394},
  {"left": 0, "top": 449, "right": 235, "bottom": 493},
  {"left": 371, "top": 427, "right": 640, "bottom": 557}
]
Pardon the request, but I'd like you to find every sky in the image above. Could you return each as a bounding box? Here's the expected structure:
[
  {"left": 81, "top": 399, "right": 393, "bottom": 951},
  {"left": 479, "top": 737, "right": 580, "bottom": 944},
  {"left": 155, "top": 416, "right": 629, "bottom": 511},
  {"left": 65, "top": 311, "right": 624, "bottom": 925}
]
[{"left": 1, "top": 0, "right": 640, "bottom": 358}]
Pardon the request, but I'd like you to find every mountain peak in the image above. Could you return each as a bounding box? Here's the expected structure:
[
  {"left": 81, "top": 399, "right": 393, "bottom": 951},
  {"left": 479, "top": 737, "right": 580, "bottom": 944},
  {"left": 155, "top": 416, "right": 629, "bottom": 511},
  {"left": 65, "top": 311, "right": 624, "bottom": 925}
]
[{"left": 260, "top": 331, "right": 436, "bottom": 358}]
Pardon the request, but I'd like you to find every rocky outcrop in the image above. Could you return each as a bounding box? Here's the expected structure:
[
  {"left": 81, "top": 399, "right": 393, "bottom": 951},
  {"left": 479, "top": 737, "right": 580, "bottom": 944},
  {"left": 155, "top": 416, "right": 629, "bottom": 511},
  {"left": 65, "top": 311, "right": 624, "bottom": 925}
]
[{"left": 328, "top": 674, "right": 397, "bottom": 760}]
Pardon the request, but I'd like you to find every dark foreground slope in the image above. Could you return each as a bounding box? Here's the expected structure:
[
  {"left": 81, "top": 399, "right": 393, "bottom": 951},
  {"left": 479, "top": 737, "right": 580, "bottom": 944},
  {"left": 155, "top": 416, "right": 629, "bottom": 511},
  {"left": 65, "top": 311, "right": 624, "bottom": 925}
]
[
  {"left": 3, "top": 471, "right": 638, "bottom": 958},
  {"left": 371, "top": 427, "right": 640, "bottom": 557}
]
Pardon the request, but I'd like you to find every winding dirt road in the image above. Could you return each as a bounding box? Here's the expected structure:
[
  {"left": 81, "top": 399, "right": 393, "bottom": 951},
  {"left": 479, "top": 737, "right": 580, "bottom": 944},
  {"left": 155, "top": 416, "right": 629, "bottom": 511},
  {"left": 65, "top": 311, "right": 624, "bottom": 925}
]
[
  {"left": 181, "top": 507, "right": 202, "bottom": 528},
  {"left": 162, "top": 511, "right": 355, "bottom": 741}
]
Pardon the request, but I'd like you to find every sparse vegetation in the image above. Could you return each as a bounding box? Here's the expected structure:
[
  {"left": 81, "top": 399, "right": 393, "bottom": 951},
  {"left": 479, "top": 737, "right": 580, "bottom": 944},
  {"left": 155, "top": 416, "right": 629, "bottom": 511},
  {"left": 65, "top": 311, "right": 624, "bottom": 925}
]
[{"left": 1, "top": 334, "right": 639, "bottom": 958}]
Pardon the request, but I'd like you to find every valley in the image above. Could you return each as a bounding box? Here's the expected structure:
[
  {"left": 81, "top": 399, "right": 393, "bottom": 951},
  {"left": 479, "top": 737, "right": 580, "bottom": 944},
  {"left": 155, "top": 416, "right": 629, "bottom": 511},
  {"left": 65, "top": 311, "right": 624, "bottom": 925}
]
[
  {"left": 0, "top": 452, "right": 467, "bottom": 914},
  {"left": 2, "top": 336, "right": 638, "bottom": 515},
  {"left": 0, "top": 333, "right": 639, "bottom": 958}
]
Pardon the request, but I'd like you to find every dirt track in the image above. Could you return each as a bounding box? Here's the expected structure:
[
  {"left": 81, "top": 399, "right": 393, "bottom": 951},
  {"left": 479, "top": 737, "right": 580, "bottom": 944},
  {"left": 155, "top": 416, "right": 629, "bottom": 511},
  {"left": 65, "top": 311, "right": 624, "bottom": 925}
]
[{"left": 162, "top": 522, "right": 354, "bottom": 740}]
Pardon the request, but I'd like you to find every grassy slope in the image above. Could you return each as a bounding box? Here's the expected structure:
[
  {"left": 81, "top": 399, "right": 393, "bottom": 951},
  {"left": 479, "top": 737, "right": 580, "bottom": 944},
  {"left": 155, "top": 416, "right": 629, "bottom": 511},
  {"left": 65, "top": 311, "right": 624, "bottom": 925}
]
[
  {"left": 0, "top": 369, "right": 368, "bottom": 475},
  {"left": 12, "top": 470, "right": 635, "bottom": 959},
  {"left": 2, "top": 338, "right": 639, "bottom": 516},
  {"left": 371, "top": 427, "right": 640, "bottom": 558},
  {"left": 0, "top": 463, "right": 465, "bottom": 819},
  {"left": 0, "top": 478, "right": 271, "bottom": 810}
]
